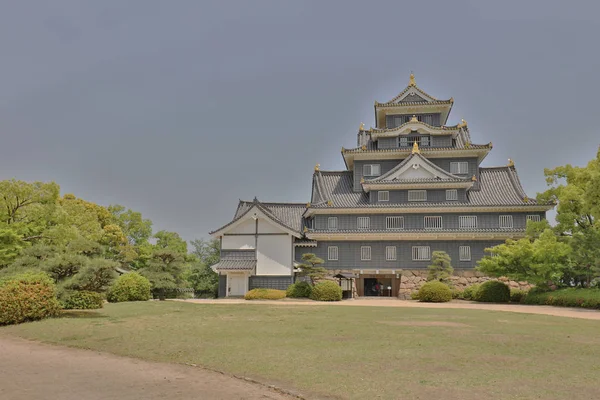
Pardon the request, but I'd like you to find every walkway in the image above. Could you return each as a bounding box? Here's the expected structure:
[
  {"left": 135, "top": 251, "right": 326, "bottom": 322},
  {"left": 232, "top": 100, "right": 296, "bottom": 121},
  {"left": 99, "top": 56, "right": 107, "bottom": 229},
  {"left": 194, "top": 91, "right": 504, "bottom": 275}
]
[
  {"left": 0, "top": 337, "right": 296, "bottom": 400},
  {"left": 177, "top": 298, "right": 600, "bottom": 321}
]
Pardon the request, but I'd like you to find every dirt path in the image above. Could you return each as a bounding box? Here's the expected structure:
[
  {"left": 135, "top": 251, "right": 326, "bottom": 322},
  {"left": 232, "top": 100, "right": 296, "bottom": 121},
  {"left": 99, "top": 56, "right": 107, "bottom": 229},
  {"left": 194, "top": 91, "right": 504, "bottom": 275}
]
[
  {"left": 0, "top": 336, "right": 297, "bottom": 400},
  {"left": 177, "top": 298, "right": 600, "bottom": 321}
]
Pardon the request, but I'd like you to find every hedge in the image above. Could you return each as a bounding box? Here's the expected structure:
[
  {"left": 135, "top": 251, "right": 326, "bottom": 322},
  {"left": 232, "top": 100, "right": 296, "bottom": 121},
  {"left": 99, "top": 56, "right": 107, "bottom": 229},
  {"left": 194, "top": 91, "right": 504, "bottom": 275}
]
[
  {"left": 416, "top": 281, "right": 452, "bottom": 303},
  {"left": 474, "top": 281, "right": 510, "bottom": 303},
  {"left": 286, "top": 281, "right": 313, "bottom": 298},
  {"left": 61, "top": 291, "right": 104, "bottom": 310},
  {"left": 462, "top": 284, "right": 480, "bottom": 301},
  {"left": 310, "top": 281, "right": 342, "bottom": 301},
  {"left": 510, "top": 289, "right": 528, "bottom": 303},
  {"left": 522, "top": 288, "right": 600, "bottom": 310},
  {"left": 244, "top": 288, "right": 287, "bottom": 300},
  {"left": 107, "top": 272, "right": 152, "bottom": 303},
  {"left": 0, "top": 272, "right": 61, "bottom": 325}
]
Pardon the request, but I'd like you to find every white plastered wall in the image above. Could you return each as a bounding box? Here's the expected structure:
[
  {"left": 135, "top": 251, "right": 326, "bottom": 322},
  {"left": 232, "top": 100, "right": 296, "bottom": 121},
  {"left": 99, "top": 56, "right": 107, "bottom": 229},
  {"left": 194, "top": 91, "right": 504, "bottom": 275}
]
[{"left": 256, "top": 235, "right": 293, "bottom": 276}]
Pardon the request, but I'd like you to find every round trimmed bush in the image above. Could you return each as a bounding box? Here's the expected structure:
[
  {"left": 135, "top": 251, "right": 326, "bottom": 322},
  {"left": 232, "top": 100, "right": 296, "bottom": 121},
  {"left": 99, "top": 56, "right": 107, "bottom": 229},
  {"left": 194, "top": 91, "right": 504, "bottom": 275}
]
[
  {"left": 286, "top": 281, "right": 313, "bottom": 298},
  {"left": 61, "top": 291, "right": 104, "bottom": 310},
  {"left": 474, "top": 280, "right": 510, "bottom": 303},
  {"left": 244, "top": 288, "right": 287, "bottom": 300},
  {"left": 0, "top": 272, "right": 61, "bottom": 325},
  {"left": 462, "top": 284, "right": 481, "bottom": 301},
  {"left": 107, "top": 272, "right": 152, "bottom": 303},
  {"left": 510, "top": 289, "right": 527, "bottom": 303},
  {"left": 310, "top": 281, "right": 342, "bottom": 301},
  {"left": 417, "top": 281, "right": 452, "bottom": 303}
]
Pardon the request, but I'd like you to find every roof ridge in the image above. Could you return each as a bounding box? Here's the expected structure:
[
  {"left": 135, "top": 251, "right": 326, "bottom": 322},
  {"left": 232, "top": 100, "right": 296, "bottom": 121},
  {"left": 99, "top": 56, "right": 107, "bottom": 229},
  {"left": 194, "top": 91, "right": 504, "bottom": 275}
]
[{"left": 239, "top": 199, "right": 307, "bottom": 206}]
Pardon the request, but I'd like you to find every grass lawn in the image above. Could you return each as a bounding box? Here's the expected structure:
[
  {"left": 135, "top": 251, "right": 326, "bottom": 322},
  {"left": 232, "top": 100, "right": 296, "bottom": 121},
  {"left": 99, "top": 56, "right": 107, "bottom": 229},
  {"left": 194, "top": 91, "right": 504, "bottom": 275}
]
[{"left": 2, "top": 301, "right": 600, "bottom": 400}]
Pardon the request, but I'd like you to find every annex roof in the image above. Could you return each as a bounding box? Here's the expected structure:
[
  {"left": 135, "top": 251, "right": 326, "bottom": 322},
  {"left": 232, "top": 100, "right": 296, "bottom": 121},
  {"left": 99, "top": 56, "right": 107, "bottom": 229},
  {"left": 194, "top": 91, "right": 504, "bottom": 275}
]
[{"left": 212, "top": 259, "right": 256, "bottom": 271}]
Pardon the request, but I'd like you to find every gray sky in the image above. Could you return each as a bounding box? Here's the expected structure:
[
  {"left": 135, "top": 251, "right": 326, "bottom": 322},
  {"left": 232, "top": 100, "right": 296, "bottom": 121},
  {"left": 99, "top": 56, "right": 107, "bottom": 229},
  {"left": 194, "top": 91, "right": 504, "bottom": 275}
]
[{"left": 1, "top": 0, "right": 599, "bottom": 241}]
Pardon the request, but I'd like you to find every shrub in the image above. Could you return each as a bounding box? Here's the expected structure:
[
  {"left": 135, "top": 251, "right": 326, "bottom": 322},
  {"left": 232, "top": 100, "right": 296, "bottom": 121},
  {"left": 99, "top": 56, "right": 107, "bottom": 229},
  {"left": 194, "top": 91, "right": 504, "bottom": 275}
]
[
  {"left": 61, "top": 291, "right": 104, "bottom": 310},
  {"left": 510, "top": 289, "right": 527, "bottom": 303},
  {"left": 0, "top": 272, "right": 61, "bottom": 325},
  {"left": 452, "top": 288, "right": 464, "bottom": 300},
  {"left": 462, "top": 284, "right": 481, "bottom": 301},
  {"left": 107, "top": 272, "right": 152, "bottom": 303},
  {"left": 310, "top": 281, "right": 342, "bottom": 301},
  {"left": 410, "top": 291, "right": 420, "bottom": 300},
  {"left": 474, "top": 280, "right": 510, "bottom": 303},
  {"left": 286, "top": 281, "right": 313, "bottom": 298},
  {"left": 522, "top": 288, "right": 600, "bottom": 309},
  {"left": 417, "top": 281, "right": 452, "bottom": 303},
  {"left": 244, "top": 288, "right": 287, "bottom": 300}
]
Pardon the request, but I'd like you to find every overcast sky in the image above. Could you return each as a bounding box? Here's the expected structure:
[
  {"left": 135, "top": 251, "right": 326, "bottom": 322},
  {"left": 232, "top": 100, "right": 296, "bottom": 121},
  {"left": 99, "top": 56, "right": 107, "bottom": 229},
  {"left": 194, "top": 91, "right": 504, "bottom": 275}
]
[{"left": 1, "top": 0, "right": 599, "bottom": 241}]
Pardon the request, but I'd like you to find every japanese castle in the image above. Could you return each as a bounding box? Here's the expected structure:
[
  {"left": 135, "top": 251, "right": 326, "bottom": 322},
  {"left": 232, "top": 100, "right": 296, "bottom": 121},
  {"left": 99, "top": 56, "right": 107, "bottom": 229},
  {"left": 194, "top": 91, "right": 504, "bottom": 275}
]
[{"left": 210, "top": 74, "right": 552, "bottom": 298}]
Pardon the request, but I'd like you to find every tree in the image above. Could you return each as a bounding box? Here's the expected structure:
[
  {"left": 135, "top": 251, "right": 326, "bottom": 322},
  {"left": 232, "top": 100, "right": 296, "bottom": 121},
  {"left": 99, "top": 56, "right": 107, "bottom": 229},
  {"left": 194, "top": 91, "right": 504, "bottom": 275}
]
[
  {"left": 140, "top": 249, "right": 186, "bottom": 300},
  {"left": 154, "top": 230, "right": 188, "bottom": 254},
  {"left": 0, "top": 228, "right": 24, "bottom": 268},
  {"left": 427, "top": 251, "right": 454, "bottom": 283},
  {"left": 186, "top": 239, "right": 220, "bottom": 298},
  {"left": 108, "top": 205, "right": 153, "bottom": 246},
  {"left": 297, "top": 253, "right": 327, "bottom": 285}
]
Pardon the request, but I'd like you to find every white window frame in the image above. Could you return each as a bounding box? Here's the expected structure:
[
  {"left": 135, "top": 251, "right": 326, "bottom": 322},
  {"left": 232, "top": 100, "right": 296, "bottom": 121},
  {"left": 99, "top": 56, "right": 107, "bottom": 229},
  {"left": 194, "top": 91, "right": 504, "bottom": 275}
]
[
  {"left": 499, "top": 215, "right": 514, "bottom": 229},
  {"left": 363, "top": 164, "right": 381, "bottom": 177},
  {"left": 526, "top": 215, "right": 541, "bottom": 222},
  {"left": 327, "top": 246, "right": 339, "bottom": 261},
  {"left": 361, "top": 246, "right": 372, "bottom": 261},
  {"left": 357, "top": 217, "right": 370, "bottom": 230},
  {"left": 459, "top": 246, "right": 471, "bottom": 261},
  {"left": 450, "top": 162, "right": 469, "bottom": 175},
  {"left": 408, "top": 190, "right": 427, "bottom": 202},
  {"left": 446, "top": 189, "right": 458, "bottom": 201},
  {"left": 378, "top": 191, "right": 390, "bottom": 202},
  {"left": 424, "top": 216, "right": 443, "bottom": 230},
  {"left": 412, "top": 246, "right": 431, "bottom": 261},
  {"left": 385, "top": 246, "right": 397, "bottom": 261},
  {"left": 327, "top": 217, "right": 338, "bottom": 231},
  {"left": 386, "top": 216, "right": 404, "bottom": 230},
  {"left": 459, "top": 216, "right": 478, "bottom": 229}
]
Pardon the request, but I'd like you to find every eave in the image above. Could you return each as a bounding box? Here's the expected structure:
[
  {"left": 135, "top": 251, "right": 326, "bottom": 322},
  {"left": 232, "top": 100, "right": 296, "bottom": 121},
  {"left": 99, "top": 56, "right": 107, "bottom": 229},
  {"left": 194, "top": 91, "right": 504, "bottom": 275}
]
[
  {"left": 370, "top": 120, "right": 460, "bottom": 141},
  {"left": 304, "top": 204, "right": 554, "bottom": 217},
  {"left": 306, "top": 231, "right": 527, "bottom": 241}
]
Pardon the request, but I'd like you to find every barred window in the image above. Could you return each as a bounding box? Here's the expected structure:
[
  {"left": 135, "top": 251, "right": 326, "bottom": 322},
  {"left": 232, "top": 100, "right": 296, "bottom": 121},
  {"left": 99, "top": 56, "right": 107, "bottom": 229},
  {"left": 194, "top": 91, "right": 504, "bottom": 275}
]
[
  {"left": 378, "top": 191, "right": 390, "bottom": 202},
  {"left": 327, "top": 217, "right": 338, "bottom": 231},
  {"left": 459, "top": 216, "right": 478, "bottom": 229},
  {"left": 385, "top": 246, "right": 397, "bottom": 261},
  {"left": 363, "top": 164, "right": 381, "bottom": 177},
  {"left": 412, "top": 246, "right": 431, "bottom": 261},
  {"left": 499, "top": 215, "right": 513, "bottom": 229},
  {"left": 357, "top": 217, "right": 370, "bottom": 230},
  {"left": 386, "top": 216, "right": 404, "bottom": 230},
  {"left": 526, "top": 215, "right": 541, "bottom": 222},
  {"left": 459, "top": 246, "right": 471, "bottom": 261},
  {"left": 408, "top": 190, "right": 427, "bottom": 202},
  {"left": 327, "top": 246, "right": 338, "bottom": 261},
  {"left": 446, "top": 189, "right": 458, "bottom": 201},
  {"left": 361, "top": 246, "right": 371, "bottom": 261},
  {"left": 424, "top": 216, "right": 443, "bottom": 230},
  {"left": 450, "top": 162, "right": 469, "bottom": 174}
]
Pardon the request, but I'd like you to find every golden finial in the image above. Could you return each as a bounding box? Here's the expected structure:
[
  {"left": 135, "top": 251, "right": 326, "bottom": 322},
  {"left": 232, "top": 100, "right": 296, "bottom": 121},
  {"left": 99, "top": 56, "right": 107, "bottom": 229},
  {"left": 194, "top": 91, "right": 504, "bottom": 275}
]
[
  {"left": 450, "top": 97, "right": 454, "bottom": 103},
  {"left": 412, "top": 141, "right": 420, "bottom": 154},
  {"left": 465, "top": 141, "right": 471, "bottom": 148},
  {"left": 461, "top": 118, "right": 468, "bottom": 127},
  {"left": 314, "top": 163, "right": 320, "bottom": 172},
  {"left": 303, "top": 226, "right": 308, "bottom": 233},
  {"left": 409, "top": 72, "right": 416, "bottom": 86},
  {"left": 523, "top": 196, "right": 529, "bottom": 203},
  {"left": 327, "top": 200, "right": 333, "bottom": 206},
  {"left": 359, "top": 122, "right": 365, "bottom": 131},
  {"left": 341, "top": 146, "right": 345, "bottom": 152},
  {"left": 306, "top": 202, "right": 311, "bottom": 208},
  {"left": 489, "top": 142, "right": 493, "bottom": 148},
  {"left": 471, "top": 175, "right": 477, "bottom": 182},
  {"left": 508, "top": 158, "right": 515, "bottom": 167},
  {"left": 360, "top": 177, "right": 365, "bottom": 184},
  {"left": 361, "top": 145, "right": 367, "bottom": 151},
  {"left": 410, "top": 115, "right": 419, "bottom": 123},
  {"left": 374, "top": 100, "right": 379, "bottom": 106}
]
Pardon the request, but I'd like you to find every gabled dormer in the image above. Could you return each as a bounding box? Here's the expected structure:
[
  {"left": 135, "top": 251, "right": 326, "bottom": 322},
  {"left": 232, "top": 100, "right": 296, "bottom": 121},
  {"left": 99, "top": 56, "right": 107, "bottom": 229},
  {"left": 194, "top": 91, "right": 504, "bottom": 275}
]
[{"left": 374, "top": 73, "right": 454, "bottom": 128}]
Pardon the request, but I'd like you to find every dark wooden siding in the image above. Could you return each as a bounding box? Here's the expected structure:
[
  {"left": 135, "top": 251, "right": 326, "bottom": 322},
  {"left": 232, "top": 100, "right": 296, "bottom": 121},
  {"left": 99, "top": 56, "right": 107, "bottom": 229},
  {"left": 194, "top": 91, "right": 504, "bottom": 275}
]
[
  {"left": 369, "top": 189, "right": 469, "bottom": 204},
  {"left": 249, "top": 276, "right": 293, "bottom": 291}
]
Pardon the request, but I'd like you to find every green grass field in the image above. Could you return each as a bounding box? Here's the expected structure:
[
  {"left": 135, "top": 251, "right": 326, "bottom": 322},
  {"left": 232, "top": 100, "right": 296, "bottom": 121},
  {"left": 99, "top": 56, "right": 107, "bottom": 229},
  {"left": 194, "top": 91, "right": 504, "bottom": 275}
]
[{"left": 2, "top": 301, "right": 599, "bottom": 399}]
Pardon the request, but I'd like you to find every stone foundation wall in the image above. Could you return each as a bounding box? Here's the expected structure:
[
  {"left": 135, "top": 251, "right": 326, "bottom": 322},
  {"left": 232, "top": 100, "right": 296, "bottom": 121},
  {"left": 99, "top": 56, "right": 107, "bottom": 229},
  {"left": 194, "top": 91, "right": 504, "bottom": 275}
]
[{"left": 397, "top": 270, "right": 533, "bottom": 300}]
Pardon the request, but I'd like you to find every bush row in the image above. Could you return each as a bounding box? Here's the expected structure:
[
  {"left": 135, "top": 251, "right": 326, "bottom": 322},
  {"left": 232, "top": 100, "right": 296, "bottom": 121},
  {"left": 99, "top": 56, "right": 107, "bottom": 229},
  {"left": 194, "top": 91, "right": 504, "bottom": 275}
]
[
  {"left": 245, "top": 281, "right": 343, "bottom": 301},
  {"left": 521, "top": 288, "right": 600, "bottom": 309},
  {"left": 244, "top": 288, "right": 287, "bottom": 300},
  {"left": 61, "top": 291, "right": 104, "bottom": 310}
]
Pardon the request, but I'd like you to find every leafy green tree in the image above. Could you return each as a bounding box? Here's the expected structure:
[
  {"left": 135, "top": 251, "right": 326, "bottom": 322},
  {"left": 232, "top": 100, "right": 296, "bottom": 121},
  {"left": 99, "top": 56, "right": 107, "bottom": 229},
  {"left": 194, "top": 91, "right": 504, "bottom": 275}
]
[
  {"left": 64, "top": 258, "right": 118, "bottom": 293},
  {"left": 0, "top": 228, "right": 24, "bottom": 268},
  {"left": 108, "top": 205, "right": 153, "bottom": 246},
  {"left": 140, "top": 249, "right": 186, "bottom": 300},
  {"left": 186, "top": 239, "right": 220, "bottom": 298},
  {"left": 154, "top": 230, "right": 188, "bottom": 254},
  {"left": 297, "top": 253, "right": 327, "bottom": 285},
  {"left": 427, "top": 251, "right": 454, "bottom": 283}
]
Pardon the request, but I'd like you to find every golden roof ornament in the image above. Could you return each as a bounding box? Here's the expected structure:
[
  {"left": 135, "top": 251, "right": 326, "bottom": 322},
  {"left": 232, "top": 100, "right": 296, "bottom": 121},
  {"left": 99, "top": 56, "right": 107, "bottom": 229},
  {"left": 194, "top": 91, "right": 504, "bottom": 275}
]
[
  {"left": 341, "top": 146, "right": 345, "bottom": 152},
  {"left": 360, "top": 177, "right": 365, "bottom": 184},
  {"left": 471, "top": 175, "right": 477, "bottom": 182},
  {"left": 410, "top": 115, "right": 419, "bottom": 123},
  {"left": 306, "top": 202, "right": 311, "bottom": 208},
  {"left": 327, "top": 200, "right": 333, "bottom": 206},
  {"left": 464, "top": 141, "right": 471, "bottom": 148},
  {"left": 314, "top": 163, "right": 320, "bottom": 172},
  {"left": 359, "top": 122, "right": 365, "bottom": 131},
  {"left": 303, "top": 226, "right": 308, "bottom": 233},
  {"left": 361, "top": 144, "right": 367, "bottom": 151},
  {"left": 408, "top": 72, "right": 416, "bottom": 86},
  {"left": 488, "top": 142, "right": 493, "bottom": 148},
  {"left": 508, "top": 159, "right": 515, "bottom": 167},
  {"left": 523, "top": 196, "right": 529, "bottom": 203},
  {"left": 412, "top": 142, "right": 420, "bottom": 154}
]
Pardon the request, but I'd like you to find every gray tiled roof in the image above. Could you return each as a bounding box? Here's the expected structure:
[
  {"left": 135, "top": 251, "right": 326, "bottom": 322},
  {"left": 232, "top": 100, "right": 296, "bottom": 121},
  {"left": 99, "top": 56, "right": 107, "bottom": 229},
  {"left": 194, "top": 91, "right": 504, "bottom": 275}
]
[
  {"left": 310, "top": 228, "right": 526, "bottom": 233},
  {"left": 234, "top": 200, "right": 306, "bottom": 232},
  {"left": 344, "top": 141, "right": 489, "bottom": 153},
  {"left": 368, "top": 152, "right": 467, "bottom": 183},
  {"left": 213, "top": 259, "right": 256, "bottom": 271},
  {"left": 310, "top": 165, "right": 543, "bottom": 209}
]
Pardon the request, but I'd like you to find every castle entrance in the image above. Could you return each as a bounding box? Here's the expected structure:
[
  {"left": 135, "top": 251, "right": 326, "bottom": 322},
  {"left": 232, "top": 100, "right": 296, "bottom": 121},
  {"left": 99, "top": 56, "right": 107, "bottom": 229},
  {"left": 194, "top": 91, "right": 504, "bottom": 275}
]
[{"left": 357, "top": 274, "right": 400, "bottom": 297}]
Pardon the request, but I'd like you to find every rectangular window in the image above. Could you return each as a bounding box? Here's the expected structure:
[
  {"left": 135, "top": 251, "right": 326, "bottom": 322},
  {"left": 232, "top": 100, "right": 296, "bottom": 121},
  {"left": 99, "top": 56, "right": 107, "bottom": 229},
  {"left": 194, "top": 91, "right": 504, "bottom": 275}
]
[
  {"left": 385, "top": 246, "right": 397, "bottom": 261},
  {"left": 459, "top": 246, "right": 471, "bottom": 261},
  {"left": 446, "top": 189, "right": 458, "bottom": 201},
  {"left": 363, "top": 164, "right": 381, "bottom": 177},
  {"left": 327, "top": 246, "right": 338, "bottom": 261},
  {"left": 526, "top": 215, "right": 541, "bottom": 222},
  {"left": 361, "top": 246, "right": 372, "bottom": 261},
  {"left": 450, "top": 162, "right": 469, "bottom": 174},
  {"left": 499, "top": 215, "right": 514, "bottom": 229},
  {"left": 408, "top": 190, "right": 427, "bottom": 202},
  {"left": 399, "top": 137, "right": 408, "bottom": 147},
  {"left": 378, "top": 191, "right": 390, "bottom": 202},
  {"left": 386, "top": 216, "right": 404, "bottom": 230},
  {"left": 459, "top": 216, "right": 478, "bottom": 229},
  {"left": 420, "top": 136, "right": 430, "bottom": 147},
  {"left": 357, "top": 217, "right": 370, "bottom": 230},
  {"left": 424, "top": 216, "right": 443, "bottom": 230},
  {"left": 412, "top": 246, "right": 431, "bottom": 261},
  {"left": 327, "top": 217, "right": 338, "bottom": 231}
]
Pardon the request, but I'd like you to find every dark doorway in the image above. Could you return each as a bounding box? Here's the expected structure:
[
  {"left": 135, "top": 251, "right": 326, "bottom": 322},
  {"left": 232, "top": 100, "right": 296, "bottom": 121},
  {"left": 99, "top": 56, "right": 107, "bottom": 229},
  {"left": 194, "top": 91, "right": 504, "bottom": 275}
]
[{"left": 364, "top": 277, "right": 393, "bottom": 297}]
